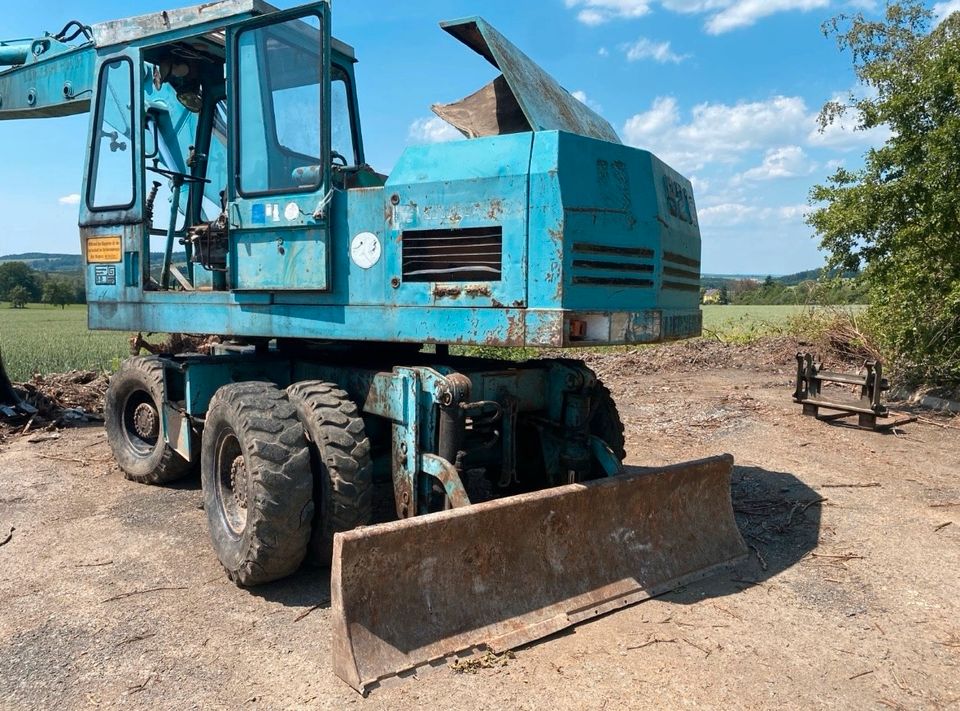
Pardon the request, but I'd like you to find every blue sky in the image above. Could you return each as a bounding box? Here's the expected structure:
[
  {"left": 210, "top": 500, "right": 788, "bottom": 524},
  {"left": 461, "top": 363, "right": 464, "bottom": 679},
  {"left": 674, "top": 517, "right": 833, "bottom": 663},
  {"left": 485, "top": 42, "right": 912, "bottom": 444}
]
[{"left": 0, "top": 0, "right": 953, "bottom": 274}]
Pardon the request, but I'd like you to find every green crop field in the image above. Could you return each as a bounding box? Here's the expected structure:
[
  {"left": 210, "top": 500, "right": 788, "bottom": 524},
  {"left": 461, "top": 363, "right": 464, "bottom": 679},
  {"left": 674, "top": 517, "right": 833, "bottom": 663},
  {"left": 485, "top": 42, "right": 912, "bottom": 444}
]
[
  {"left": 702, "top": 304, "right": 866, "bottom": 341},
  {"left": 0, "top": 304, "right": 131, "bottom": 382},
  {"left": 0, "top": 303, "right": 866, "bottom": 382},
  {"left": 702, "top": 304, "right": 810, "bottom": 330}
]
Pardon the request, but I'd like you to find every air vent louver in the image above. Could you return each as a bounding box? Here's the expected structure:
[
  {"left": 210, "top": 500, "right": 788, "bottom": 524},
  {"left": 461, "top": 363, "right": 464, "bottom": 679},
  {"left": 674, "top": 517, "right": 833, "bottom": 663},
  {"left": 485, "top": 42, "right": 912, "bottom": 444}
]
[
  {"left": 402, "top": 227, "right": 503, "bottom": 282},
  {"left": 570, "top": 242, "right": 655, "bottom": 288}
]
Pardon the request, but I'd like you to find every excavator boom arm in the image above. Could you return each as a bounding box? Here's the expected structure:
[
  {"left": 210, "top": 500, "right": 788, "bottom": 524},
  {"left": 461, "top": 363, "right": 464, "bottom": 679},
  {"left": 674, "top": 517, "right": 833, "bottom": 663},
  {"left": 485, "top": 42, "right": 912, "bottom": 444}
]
[{"left": 0, "top": 25, "right": 96, "bottom": 120}]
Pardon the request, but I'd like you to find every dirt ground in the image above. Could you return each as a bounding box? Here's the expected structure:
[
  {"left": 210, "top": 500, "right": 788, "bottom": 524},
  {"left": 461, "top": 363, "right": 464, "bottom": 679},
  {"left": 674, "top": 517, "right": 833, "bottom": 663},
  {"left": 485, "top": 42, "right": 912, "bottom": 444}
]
[{"left": 1, "top": 342, "right": 958, "bottom": 710}]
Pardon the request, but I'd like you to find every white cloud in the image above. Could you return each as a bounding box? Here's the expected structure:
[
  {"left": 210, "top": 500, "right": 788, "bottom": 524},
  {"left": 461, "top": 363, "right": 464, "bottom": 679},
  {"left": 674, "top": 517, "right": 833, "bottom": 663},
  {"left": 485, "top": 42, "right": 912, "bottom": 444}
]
[
  {"left": 623, "top": 37, "right": 689, "bottom": 63},
  {"left": 569, "top": 0, "right": 831, "bottom": 33},
  {"left": 58, "top": 194, "right": 80, "bottom": 206},
  {"left": 565, "top": 0, "right": 652, "bottom": 24},
  {"left": 934, "top": 0, "right": 960, "bottom": 23},
  {"left": 571, "top": 90, "right": 603, "bottom": 112},
  {"left": 740, "top": 146, "right": 815, "bottom": 180},
  {"left": 408, "top": 117, "right": 462, "bottom": 144},
  {"left": 624, "top": 91, "right": 891, "bottom": 173},
  {"left": 806, "top": 102, "right": 891, "bottom": 150},
  {"left": 623, "top": 95, "right": 811, "bottom": 171},
  {"left": 698, "top": 202, "right": 756, "bottom": 227},
  {"left": 598, "top": 46, "right": 610, "bottom": 57},
  {"left": 699, "top": 202, "right": 811, "bottom": 227},
  {"left": 702, "top": 0, "right": 830, "bottom": 34}
]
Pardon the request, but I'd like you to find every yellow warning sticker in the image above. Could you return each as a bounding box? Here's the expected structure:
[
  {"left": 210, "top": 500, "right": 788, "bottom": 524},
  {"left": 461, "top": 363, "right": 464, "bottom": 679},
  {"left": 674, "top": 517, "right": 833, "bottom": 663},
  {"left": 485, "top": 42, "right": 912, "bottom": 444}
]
[{"left": 86, "top": 236, "right": 123, "bottom": 263}]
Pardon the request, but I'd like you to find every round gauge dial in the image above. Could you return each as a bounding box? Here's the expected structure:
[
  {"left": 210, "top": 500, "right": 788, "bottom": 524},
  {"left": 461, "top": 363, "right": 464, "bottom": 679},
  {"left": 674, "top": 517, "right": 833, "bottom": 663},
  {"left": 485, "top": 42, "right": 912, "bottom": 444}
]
[{"left": 350, "top": 232, "right": 382, "bottom": 269}]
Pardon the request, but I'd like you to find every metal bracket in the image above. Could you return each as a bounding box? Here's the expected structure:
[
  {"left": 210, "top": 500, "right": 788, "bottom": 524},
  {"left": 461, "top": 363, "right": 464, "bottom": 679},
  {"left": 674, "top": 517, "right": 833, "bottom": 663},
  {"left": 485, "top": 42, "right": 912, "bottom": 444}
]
[
  {"left": 421, "top": 453, "right": 471, "bottom": 509},
  {"left": 793, "top": 353, "right": 916, "bottom": 431}
]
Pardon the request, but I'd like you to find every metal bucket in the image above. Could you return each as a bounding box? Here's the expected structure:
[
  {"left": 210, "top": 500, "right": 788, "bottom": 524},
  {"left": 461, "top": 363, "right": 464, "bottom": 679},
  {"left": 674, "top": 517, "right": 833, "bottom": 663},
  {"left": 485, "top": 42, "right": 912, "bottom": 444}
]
[{"left": 331, "top": 454, "right": 746, "bottom": 693}]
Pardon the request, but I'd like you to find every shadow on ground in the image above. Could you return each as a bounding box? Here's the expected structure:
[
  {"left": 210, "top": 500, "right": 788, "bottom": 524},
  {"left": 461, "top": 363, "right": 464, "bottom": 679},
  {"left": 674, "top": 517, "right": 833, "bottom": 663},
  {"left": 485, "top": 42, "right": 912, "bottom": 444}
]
[
  {"left": 665, "top": 464, "right": 822, "bottom": 604},
  {"left": 252, "top": 564, "right": 333, "bottom": 611}
]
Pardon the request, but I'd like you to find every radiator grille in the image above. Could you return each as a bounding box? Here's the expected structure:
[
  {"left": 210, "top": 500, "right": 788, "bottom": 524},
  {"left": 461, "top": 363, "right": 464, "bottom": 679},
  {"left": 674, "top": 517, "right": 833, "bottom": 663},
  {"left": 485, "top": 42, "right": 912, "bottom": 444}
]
[
  {"left": 571, "top": 242, "right": 655, "bottom": 288},
  {"left": 402, "top": 227, "right": 503, "bottom": 282}
]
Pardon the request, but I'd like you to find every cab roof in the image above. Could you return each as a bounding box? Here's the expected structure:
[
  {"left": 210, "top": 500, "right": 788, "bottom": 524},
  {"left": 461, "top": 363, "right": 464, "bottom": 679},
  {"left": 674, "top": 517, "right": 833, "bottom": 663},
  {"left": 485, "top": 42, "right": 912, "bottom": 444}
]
[{"left": 91, "top": 0, "right": 356, "bottom": 61}]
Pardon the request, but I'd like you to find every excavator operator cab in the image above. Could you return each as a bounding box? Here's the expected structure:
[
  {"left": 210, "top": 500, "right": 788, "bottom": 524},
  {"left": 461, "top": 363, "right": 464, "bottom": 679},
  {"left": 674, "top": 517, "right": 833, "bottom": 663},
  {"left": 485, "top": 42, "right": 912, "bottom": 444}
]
[{"left": 79, "top": 1, "right": 371, "bottom": 294}]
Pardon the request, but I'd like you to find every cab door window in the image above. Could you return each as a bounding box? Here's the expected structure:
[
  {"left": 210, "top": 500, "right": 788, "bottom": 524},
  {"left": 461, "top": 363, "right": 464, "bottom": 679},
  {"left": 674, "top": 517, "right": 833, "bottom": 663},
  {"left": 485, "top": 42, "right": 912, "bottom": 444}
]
[
  {"left": 236, "top": 15, "right": 323, "bottom": 195},
  {"left": 88, "top": 57, "right": 136, "bottom": 210}
]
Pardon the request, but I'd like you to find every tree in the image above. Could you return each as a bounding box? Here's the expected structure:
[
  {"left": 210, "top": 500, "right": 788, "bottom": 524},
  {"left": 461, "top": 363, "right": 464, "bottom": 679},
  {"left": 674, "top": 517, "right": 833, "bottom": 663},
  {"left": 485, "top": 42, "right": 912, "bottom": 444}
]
[
  {"left": 0, "top": 262, "right": 41, "bottom": 302},
  {"left": 42, "top": 279, "right": 73, "bottom": 309},
  {"left": 718, "top": 285, "right": 730, "bottom": 305},
  {"left": 7, "top": 285, "right": 29, "bottom": 309},
  {"left": 808, "top": 2, "right": 960, "bottom": 385}
]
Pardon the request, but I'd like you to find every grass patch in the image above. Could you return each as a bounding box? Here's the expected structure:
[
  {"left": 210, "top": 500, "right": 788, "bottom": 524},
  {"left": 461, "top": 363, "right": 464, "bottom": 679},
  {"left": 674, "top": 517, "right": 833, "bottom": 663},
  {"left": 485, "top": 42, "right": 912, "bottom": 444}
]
[
  {"left": 703, "top": 304, "right": 867, "bottom": 343},
  {"left": 0, "top": 304, "right": 131, "bottom": 381}
]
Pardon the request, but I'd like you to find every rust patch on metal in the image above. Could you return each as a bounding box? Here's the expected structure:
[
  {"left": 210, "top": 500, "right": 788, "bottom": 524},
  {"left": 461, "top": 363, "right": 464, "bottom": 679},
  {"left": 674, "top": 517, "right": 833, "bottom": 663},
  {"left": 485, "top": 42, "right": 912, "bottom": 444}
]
[
  {"left": 465, "top": 284, "right": 492, "bottom": 297},
  {"left": 504, "top": 312, "right": 525, "bottom": 346},
  {"left": 432, "top": 283, "right": 493, "bottom": 299},
  {"left": 433, "top": 285, "right": 463, "bottom": 299}
]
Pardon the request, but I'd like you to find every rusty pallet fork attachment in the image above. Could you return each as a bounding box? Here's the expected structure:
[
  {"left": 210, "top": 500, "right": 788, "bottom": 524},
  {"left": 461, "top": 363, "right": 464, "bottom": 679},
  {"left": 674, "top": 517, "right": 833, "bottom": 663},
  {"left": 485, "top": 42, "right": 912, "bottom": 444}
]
[
  {"left": 793, "top": 353, "right": 915, "bottom": 431},
  {"left": 331, "top": 455, "right": 746, "bottom": 693},
  {"left": 0, "top": 349, "right": 35, "bottom": 419}
]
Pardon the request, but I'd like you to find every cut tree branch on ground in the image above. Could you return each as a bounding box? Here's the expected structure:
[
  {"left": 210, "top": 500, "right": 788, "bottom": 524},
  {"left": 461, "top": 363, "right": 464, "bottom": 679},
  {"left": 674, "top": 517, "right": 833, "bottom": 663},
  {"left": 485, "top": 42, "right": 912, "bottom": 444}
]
[
  {"left": 820, "top": 483, "right": 881, "bottom": 489},
  {"left": 294, "top": 604, "right": 326, "bottom": 623},
  {"left": 749, "top": 544, "right": 768, "bottom": 571},
  {"left": 101, "top": 586, "right": 188, "bottom": 603},
  {"left": 808, "top": 553, "right": 865, "bottom": 562},
  {"left": 627, "top": 638, "right": 677, "bottom": 651},
  {"left": 127, "top": 673, "right": 157, "bottom": 695},
  {"left": 0, "top": 526, "right": 13, "bottom": 547},
  {"left": 115, "top": 633, "right": 156, "bottom": 647},
  {"left": 681, "top": 637, "right": 712, "bottom": 656},
  {"left": 916, "top": 416, "right": 960, "bottom": 431}
]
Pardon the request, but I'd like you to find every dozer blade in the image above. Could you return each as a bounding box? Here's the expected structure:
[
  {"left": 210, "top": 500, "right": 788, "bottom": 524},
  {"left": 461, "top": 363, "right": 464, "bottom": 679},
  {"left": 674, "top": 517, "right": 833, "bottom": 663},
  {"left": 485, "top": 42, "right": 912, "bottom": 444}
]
[{"left": 331, "top": 454, "right": 746, "bottom": 693}]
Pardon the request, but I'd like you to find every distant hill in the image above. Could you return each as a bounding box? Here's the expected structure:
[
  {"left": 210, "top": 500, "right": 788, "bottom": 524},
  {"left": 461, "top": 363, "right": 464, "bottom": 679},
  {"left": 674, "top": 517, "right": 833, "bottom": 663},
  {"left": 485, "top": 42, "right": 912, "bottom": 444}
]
[
  {"left": 0, "top": 253, "right": 84, "bottom": 272},
  {"left": 701, "top": 267, "right": 859, "bottom": 289},
  {"left": 1, "top": 252, "right": 186, "bottom": 273}
]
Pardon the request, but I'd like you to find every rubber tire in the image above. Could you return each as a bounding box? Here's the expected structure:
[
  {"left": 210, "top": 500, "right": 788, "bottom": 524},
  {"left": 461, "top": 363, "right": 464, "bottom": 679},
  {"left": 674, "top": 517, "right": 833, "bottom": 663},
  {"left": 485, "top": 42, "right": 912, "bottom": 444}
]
[
  {"left": 105, "top": 356, "right": 191, "bottom": 485},
  {"left": 287, "top": 381, "right": 373, "bottom": 567},
  {"left": 591, "top": 381, "right": 627, "bottom": 464},
  {"left": 201, "top": 382, "right": 314, "bottom": 586}
]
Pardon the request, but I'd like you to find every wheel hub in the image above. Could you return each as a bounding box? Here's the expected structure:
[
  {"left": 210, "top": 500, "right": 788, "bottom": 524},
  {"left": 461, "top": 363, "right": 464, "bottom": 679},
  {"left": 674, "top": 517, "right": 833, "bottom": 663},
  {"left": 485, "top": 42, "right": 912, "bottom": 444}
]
[
  {"left": 230, "top": 455, "right": 248, "bottom": 509},
  {"left": 132, "top": 402, "right": 159, "bottom": 440}
]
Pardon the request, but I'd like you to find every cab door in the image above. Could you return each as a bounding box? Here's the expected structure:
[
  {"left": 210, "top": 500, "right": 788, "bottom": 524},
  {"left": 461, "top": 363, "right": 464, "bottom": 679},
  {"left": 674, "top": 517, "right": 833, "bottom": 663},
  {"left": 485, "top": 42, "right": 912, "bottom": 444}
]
[
  {"left": 80, "top": 49, "right": 146, "bottom": 300},
  {"left": 226, "top": 2, "right": 331, "bottom": 291}
]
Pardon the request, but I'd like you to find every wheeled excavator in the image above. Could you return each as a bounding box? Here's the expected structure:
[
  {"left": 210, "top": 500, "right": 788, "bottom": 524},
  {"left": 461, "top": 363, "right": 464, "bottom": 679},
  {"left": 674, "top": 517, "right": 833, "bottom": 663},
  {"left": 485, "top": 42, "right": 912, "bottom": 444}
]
[{"left": 0, "top": 1, "right": 746, "bottom": 692}]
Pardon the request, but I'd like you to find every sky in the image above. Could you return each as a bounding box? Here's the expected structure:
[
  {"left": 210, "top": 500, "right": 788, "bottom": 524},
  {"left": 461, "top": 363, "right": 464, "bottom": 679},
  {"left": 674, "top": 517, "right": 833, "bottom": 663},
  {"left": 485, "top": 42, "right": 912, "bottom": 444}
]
[{"left": 0, "top": 0, "right": 955, "bottom": 274}]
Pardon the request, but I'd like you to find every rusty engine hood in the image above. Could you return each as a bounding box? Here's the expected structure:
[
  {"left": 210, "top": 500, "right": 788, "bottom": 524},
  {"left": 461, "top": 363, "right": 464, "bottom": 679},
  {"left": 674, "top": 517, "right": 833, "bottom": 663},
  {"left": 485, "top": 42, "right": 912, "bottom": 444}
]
[{"left": 432, "top": 17, "right": 621, "bottom": 144}]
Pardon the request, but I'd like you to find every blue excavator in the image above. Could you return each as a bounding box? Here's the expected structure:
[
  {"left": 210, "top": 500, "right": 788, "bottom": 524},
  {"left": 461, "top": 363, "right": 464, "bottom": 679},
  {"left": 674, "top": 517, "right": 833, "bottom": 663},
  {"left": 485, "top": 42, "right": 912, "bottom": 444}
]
[{"left": 0, "top": 1, "right": 745, "bottom": 692}]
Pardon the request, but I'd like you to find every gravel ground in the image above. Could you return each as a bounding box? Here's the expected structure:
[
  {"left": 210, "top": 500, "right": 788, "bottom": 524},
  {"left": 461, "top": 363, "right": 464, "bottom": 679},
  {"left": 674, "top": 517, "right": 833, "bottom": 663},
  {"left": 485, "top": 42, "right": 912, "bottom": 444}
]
[{"left": 1, "top": 345, "right": 958, "bottom": 710}]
